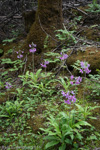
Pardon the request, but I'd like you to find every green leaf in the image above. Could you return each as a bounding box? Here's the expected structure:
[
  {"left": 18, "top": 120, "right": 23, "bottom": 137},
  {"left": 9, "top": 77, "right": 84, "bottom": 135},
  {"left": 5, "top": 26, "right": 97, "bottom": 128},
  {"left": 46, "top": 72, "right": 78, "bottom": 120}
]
[
  {"left": 48, "top": 132, "right": 57, "bottom": 136},
  {"left": 89, "top": 116, "right": 97, "bottom": 119},
  {"left": 44, "top": 135, "right": 60, "bottom": 141},
  {"left": 36, "top": 69, "right": 42, "bottom": 77},
  {"left": 73, "top": 143, "right": 79, "bottom": 148},
  {"left": 0, "top": 114, "right": 9, "bottom": 118},
  {"left": 45, "top": 141, "right": 59, "bottom": 149},
  {"left": 58, "top": 77, "right": 69, "bottom": 91},
  {"left": 75, "top": 104, "right": 84, "bottom": 111},
  {"left": 87, "top": 135, "right": 97, "bottom": 140},
  {"left": 75, "top": 132, "right": 83, "bottom": 141},
  {"left": 0, "top": 49, "right": 3, "bottom": 54},
  {"left": 64, "top": 131, "right": 72, "bottom": 137},
  {"left": 74, "top": 121, "right": 91, "bottom": 127},
  {"left": 1, "top": 71, "right": 8, "bottom": 76},
  {"left": 70, "top": 134, "right": 74, "bottom": 141},
  {"left": 59, "top": 144, "right": 66, "bottom": 150},
  {"left": 65, "top": 139, "right": 72, "bottom": 144}
]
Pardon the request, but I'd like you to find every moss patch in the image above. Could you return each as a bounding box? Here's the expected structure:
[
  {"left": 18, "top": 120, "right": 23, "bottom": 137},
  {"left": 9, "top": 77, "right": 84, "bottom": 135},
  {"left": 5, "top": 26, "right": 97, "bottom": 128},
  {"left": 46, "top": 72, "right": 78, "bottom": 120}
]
[
  {"left": 27, "top": 104, "right": 46, "bottom": 133},
  {"left": 81, "top": 27, "right": 100, "bottom": 41}
]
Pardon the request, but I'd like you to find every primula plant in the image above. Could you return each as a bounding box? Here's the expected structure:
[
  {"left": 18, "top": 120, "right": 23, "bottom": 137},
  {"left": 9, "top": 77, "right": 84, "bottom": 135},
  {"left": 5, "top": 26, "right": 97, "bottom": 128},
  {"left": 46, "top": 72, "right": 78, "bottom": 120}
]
[
  {"left": 61, "top": 90, "right": 76, "bottom": 104},
  {"left": 79, "top": 61, "right": 91, "bottom": 74},
  {"left": 5, "top": 82, "right": 12, "bottom": 89},
  {"left": 40, "top": 109, "right": 93, "bottom": 150},
  {"left": 70, "top": 75, "right": 82, "bottom": 85},
  {"left": 29, "top": 42, "right": 37, "bottom": 73},
  {"left": 16, "top": 50, "right": 24, "bottom": 59},
  {"left": 72, "top": 60, "right": 91, "bottom": 75},
  {"left": 41, "top": 60, "right": 49, "bottom": 68},
  {"left": 60, "top": 53, "right": 68, "bottom": 60}
]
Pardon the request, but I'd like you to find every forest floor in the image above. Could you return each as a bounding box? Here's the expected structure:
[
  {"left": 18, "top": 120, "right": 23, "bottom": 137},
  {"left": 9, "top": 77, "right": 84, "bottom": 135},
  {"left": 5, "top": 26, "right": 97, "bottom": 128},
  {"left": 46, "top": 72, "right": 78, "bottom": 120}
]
[{"left": 0, "top": 2, "right": 100, "bottom": 150}]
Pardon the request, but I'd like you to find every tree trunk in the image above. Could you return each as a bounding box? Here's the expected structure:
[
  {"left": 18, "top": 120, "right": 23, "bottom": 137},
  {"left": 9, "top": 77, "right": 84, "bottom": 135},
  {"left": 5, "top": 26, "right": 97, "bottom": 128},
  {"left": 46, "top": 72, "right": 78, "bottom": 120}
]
[{"left": 25, "top": 0, "right": 63, "bottom": 53}]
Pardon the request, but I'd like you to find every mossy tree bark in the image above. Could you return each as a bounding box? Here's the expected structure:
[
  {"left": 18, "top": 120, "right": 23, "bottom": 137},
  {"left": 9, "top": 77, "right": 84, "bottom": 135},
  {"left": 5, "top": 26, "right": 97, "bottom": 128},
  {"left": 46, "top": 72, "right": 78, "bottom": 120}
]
[{"left": 25, "top": 0, "right": 63, "bottom": 53}]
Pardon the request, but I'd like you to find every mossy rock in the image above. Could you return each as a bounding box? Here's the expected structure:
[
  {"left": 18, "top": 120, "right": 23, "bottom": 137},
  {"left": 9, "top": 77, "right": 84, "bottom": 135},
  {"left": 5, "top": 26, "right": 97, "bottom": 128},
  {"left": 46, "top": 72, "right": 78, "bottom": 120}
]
[{"left": 81, "top": 27, "right": 100, "bottom": 41}]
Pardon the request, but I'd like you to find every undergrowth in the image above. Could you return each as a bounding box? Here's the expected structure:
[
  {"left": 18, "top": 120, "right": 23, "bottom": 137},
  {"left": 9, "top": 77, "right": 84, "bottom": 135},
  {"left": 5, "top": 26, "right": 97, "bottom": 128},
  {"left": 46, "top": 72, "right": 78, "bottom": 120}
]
[{"left": 0, "top": 28, "right": 100, "bottom": 150}]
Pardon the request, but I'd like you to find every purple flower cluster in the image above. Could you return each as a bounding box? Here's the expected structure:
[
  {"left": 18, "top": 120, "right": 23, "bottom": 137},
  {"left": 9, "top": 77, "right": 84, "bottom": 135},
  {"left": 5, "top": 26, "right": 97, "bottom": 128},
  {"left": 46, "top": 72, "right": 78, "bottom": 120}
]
[
  {"left": 80, "top": 61, "right": 91, "bottom": 74},
  {"left": 5, "top": 82, "right": 12, "bottom": 89},
  {"left": 41, "top": 61, "right": 49, "bottom": 68},
  {"left": 29, "top": 43, "right": 36, "bottom": 53},
  {"left": 75, "top": 76, "right": 82, "bottom": 85},
  {"left": 70, "top": 75, "right": 82, "bottom": 85},
  {"left": 61, "top": 91, "right": 76, "bottom": 104},
  {"left": 16, "top": 50, "right": 24, "bottom": 59},
  {"left": 60, "top": 53, "right": 68, "bottom": 60}
]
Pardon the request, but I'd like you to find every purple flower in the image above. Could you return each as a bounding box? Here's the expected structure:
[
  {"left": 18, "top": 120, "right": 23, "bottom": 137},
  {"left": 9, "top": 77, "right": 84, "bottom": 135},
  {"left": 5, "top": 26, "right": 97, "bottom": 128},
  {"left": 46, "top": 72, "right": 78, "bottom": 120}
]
[
  {"left": 41, "top": 64, "right": 47, "bottom": 68},
  {"left": 60, "top": 54, "right": 68, "bottom": 60},
  {"left": 33, "top": 44, "right": 36, "bottom": 47},
  {"left": 29, "top": 43, "right": 36, "bottom": 48},
  {"left": 80, "top": 61, "right": 91, "bottom": 74},
  {"left": 87, "top": 64, "right": 90, "bottom": 67},
  {"left": 29, "top": 48, "right": 36, "bottom": 53},
  {"left": 45, "top": 61, "right": 49, "bottom": 65},
  {"left": 64, "top": 100, "right": 71, "bottom": 104},
  {"left": 61, "top": 91, "right": 66, "bottom": 97},
  {"left": 62, "top": 91, "right": 76, "bottom": 105},
  {"left": 29, "top": 44, "right": 31, "bottom": 48},
  {"left": 80, "top": 69, "right": 83, "bottom": 74},
  {"left": 17, "top": 54, "right": 23, "bottom": 59},
  {"left": 80, "top": 61, "right": 85, "bottom": 68},
  {"left": 65, "top": 91, "right": 70, "bottom": 98},
  {"left": 16, "top": 50, "right": 24, "bottom": 58},
  {"left": 70, "top": 75, "right": 74, "bottom": 80},
  {"left": 84, "top": 67, "right": 91, "bottom": 74},
  {"left": 70, "top": 75, "right": 82, "bottom": 86},
  {"left": 70, "top": 81, "right": 73, "bottom": 85},
  {"left": 75, "top": 76, "right": 82, "bottom": 85},
  {"left": 75, "top": 81, "right": 80, "bottom": 85},
  {"left": 41, "top": 60, "right": 49, "bottom": 68},
  {"left": 5, "top": 82, "right": 12, "bottom": 89},
  {"left": 71, "top": 91, "right": 75, "bottom": 95},
  {"left": 78, "top": 76, "right": 82, "bottom": 82},
  {"left": 29, "top": 43, "right": 37, "bottom": 53},
  {"left": 16, "top": 51, "right": 19, "bottom": 54},
  {"left": 72, "top": 96, "right": 76, "bottom": 103}
]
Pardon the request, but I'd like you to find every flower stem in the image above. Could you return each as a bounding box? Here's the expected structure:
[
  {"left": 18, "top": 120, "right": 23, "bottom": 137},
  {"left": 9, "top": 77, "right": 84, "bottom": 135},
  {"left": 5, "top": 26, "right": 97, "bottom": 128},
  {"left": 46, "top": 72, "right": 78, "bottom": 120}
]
[{"left": 32, "top": 53, "right": 34, "bottom": 73}]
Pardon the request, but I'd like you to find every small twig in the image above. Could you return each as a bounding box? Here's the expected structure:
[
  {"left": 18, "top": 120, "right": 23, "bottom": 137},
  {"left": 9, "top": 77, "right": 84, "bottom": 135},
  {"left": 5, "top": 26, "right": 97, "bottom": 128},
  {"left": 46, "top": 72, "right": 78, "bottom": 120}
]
[
  {"left": 65, "top": 64, "right": 72, "bottom": 75},
  {"left": 23, "top": 54, "right": 27, "bottom": 75},
  {"left": 76, "top": 7, "right": 88, "bottom": 16}
]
